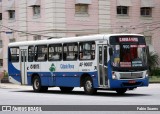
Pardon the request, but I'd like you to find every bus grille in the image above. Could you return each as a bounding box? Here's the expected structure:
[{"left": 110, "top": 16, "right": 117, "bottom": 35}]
[{"left": 120, "top": 72, "right": 143, "bottom": 79}]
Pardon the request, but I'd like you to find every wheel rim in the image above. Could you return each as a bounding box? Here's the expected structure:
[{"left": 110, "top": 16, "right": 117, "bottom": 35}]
[
  {"left": 85, "top": 80, "right": 92, "bottom": 92},
  {"left": 34, "top": 79, "right": 39, "bottom": 90}
]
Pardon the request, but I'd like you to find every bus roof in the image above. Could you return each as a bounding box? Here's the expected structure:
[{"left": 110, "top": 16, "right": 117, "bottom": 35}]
[{"left": 8, "top": 34, "right": 144, "bottom": 47}]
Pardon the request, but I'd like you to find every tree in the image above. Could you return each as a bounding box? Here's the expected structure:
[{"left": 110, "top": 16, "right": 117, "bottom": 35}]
[{"left": 148, "top": 52, "right": 159, "bottom": 76}]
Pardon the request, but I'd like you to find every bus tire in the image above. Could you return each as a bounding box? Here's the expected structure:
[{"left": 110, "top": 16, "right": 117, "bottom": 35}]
[
  {"left": 84, "top": 77, "right": 97, "bottom": 95},
  {"left": 116, "top": 88, "right": 127, "bottom": 95},
  {"left": 60, "top": 87, "right": 74, "bottom": 93},
  {"left": 32, "top": 75, "right": 48, "bottom": 92}
]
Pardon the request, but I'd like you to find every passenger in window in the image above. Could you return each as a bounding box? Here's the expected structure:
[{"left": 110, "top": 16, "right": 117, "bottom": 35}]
[
  {"left": 75, "top": 53, "right": 78, "bottom": 60},
  {"left": 63, "top": 53, "right": 67, "bottom": 60},
  {"left": 79, "top": 52, "right": 83, "bottom": 60},
  {"left": 91, "top": 51, "right": 95, "bottom": 59}
]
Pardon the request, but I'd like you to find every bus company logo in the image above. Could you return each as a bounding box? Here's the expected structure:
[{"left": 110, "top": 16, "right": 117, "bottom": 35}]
[
  {"left": 60, "top": 64, "right": 74, "bottom": 69},
  {"left": 49, "top": 63, "right": 56, "bottom": 72}
]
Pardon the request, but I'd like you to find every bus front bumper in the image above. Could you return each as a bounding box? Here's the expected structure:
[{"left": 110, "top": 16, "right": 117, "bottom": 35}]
[{"left": 109, "top": 78, "right": 149, "bottom": 89}]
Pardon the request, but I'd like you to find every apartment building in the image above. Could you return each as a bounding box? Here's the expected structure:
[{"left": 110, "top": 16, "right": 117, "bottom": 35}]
[{"left": 0, "top": 0, "right": 160, "bottom": 71}]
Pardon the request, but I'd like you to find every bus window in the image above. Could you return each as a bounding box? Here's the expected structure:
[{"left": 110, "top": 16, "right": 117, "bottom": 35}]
[
  {"left": 48, "top": 44, "right": 62, "bottom": 61},
  {"left": 28, "top": 46, "right": 34, "bottom": 62},
  {"left": 9, "top": 47, "right": 19, "bottom": 62},
  {"left": 63, "top": 43, "right": 78, "bottom": 61},
  {"left": 79, "top": 41, "right": 95, "bottom": 60},
  {"left": 35, "top": 45, "right": 47, "bottom": 61}
]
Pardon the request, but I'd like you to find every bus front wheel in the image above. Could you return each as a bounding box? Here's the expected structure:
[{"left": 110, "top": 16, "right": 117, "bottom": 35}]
[
  {"left": 84, "top": 77, "right": 97, "bottom": 95},
  {"left": 32, "top": 75, "right": 48, "bottom": 92}
]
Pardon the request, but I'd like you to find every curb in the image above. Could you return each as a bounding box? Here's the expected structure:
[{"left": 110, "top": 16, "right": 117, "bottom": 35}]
[{"left": 0, "top": 77, "right": 9, "bottom": 83}]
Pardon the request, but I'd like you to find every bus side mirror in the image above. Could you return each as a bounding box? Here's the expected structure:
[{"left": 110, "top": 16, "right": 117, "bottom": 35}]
[
  {"left": 146, "top": 45, "right": 149, "bottom": 63},
  {"left": 109, "top": 48, "right": 113, "bottom": 56},
  {"left": 146, "top": 46, "right": 149, "bottom": 55}
]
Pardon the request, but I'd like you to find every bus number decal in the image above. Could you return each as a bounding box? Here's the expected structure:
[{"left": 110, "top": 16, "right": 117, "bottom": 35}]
[{"left": 30, "top": 64, "right": 40, "bottom": 69}]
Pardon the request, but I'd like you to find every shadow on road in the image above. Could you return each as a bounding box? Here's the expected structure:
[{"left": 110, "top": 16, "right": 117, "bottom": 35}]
[{"left": 12, "top": 89, "right": 152, "bottom": 97}]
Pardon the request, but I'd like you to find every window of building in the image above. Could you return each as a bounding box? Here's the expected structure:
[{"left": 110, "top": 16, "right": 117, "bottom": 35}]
[
  {"left": 35, "top": 45, "right": 47, "bottom": 61},
  {"left": 63, "top": 43, "right": 78, "bottom": 61},
  {"left": 117, "top": 6, "right": 128, "bottom": 15},
  {"left": 33, "top": 6, "right": 40, "bottom": 16},
  {"left": 0, "top": 13, "right": 2, "bottom": 20},
  {"left": 141, "top": 7, "right": 152, "bottom": 17},
  {"left": 0, "top": 40, "right": 2, "bottom": 48},
  {"left": 145, "top": 36, "right": 152, "bottom": 45},
  {"left": 79, "top": 41, "right": 95, "bottom": 60},
  {"left": 0, "top": 59, "right": 3, "bottom": 66},
  {"left": 8, "top": 10, "right": 15, "bottom": 19},
  {"left": 75, "top": 4, "right": 88, "bottom": 14},
  {"left": 48, "top": 44, "right": 62, "bottom": 61},
  {"left": 34, "top": 35, "right": 41, "bottom": 40},
  {"left": 28, "top": 46, "right": 34, "bottom": 62},
  {"left": 9, "top": 38, "right": 16, "bottom": 43},
  {"left": 9, "top": 47, "right": 19, "bottom": 62}
]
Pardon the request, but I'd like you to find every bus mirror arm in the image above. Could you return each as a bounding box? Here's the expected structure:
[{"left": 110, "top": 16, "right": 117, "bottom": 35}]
[
  {"left": 146, "top": 45, "right": 149, "bottom": 66},
  {"left": 109, "top": 48, "right": 113, "bottom": 56}
]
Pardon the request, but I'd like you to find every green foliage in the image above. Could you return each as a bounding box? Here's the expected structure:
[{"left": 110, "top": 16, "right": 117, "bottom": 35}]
[
  {"left": 4, "top": 71, "right": 8, "bottom": 77},
  {"left": 151, "top": 68, "right": 160, "bottom": 77},
  {"left": 148, "top": 52, "right": 159, "bottom": 76},
  {"left": 149, "top": 76, "right": 160, "bottom": 83}
]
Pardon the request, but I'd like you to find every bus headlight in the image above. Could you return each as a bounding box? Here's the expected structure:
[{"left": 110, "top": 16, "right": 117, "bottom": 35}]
[
  {"left": 112, "top": 72, "right": 117, "bottom": 79},
  {"left": 145, "top": 71, "right": 149, "bottom": 78}
]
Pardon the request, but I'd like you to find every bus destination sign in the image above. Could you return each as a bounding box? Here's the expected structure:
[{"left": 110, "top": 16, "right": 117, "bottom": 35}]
[{"left": 119, "top": 37, "right": 138, "bottom": 42}]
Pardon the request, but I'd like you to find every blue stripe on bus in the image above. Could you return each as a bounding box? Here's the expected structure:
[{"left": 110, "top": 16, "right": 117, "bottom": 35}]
[
  {"left": 27, "top": 71, "right": 99, "bottom": 87},
  {"left": 8, "top": 63, "right": 21, "bottom": 83}
]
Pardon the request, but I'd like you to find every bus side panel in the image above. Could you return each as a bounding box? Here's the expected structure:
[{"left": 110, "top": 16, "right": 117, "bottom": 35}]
[
  {"left": 8, "top": 62, "right": 21, "bottom": 84},
  {"left": 27, "top": 72, "right": 53, "bottom": 86},
  {"left": 90, "top": 72, "right": 99, "bottom": 88},
  {"left": 27, "top": 71, "right": 99, "bottom": 87},
  {"left": 55, "top": 72, "right": 98, "bottom": 87},
  {"left": 56, "top": 77, "right": 80, "bottom": 87}
]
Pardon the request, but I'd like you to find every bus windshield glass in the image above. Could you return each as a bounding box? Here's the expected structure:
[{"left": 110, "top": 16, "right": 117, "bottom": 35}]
[{"left": 110, "top": 36, "right": 148, "bottom": 69}]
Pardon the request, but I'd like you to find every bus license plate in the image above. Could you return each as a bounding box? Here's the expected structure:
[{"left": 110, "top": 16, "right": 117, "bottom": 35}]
[{"left": 128, "top": 80, "right": 136, "bottom": 83}]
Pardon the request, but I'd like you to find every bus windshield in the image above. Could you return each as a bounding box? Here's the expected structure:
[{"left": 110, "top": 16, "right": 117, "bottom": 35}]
[{"left": 110, "top": 36, "right": 148, "bottom": 69}]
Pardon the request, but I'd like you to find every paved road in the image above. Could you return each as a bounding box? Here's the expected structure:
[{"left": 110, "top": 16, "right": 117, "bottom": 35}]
[{"left": 0, "top": 83, "right": 160, "bottom": 114}]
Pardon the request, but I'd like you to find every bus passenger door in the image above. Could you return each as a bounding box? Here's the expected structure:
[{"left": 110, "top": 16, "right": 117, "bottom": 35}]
[
  {"left": 98, "top": 45, "right": 108, "bottom": 87},
  {"left": 20, "top": 49, "right": 27, "bottom": 85}
]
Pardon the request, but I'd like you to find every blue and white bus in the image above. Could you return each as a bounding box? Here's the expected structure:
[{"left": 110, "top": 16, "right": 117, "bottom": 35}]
[{"left": 8, "top": 34, "right": 149, "bottom": 94}]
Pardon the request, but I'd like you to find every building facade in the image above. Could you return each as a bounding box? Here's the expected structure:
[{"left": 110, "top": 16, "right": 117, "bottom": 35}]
[{"left": 0, "top": 0, "right": 160, "bottom": 71}]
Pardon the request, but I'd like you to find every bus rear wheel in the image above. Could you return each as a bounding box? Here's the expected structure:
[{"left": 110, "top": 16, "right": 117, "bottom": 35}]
[
  {"left": 84, "top": 77, "right": 97, "bottom": 95},
  {"left": 32, "top": 75, "right": 48, "bottom": 92},
  {"left": 116, "top": 88, "right": 127, "bottom": 95},
  {"left": 60, "top": 87, "right": 74, "bottom": 92}
]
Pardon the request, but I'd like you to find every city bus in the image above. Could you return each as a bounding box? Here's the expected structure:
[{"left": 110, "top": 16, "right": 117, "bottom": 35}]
[{"left": 8, "top": 34, "right": 149, "bottom": 94}]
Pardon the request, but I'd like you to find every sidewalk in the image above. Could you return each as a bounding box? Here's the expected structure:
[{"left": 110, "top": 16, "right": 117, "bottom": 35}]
[{"left": 0, "top": 83, "right": 32, "bottom": 89}]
